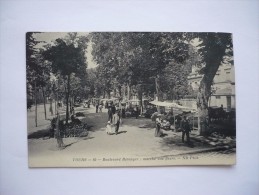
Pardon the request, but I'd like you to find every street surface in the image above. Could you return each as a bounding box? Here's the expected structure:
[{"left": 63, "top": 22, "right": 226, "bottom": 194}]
[{"left": 27, "top": 104, "right": 236, "bottom": 167}]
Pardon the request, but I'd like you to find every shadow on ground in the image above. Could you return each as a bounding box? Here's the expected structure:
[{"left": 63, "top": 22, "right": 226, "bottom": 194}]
[
  {"left": 117, "top": 131, "right": 127, "bottom": 135},
  {"left": 63, "top": 137, "right": 95, "bottom": 149},
  {"left": 121, "top": 117, "right": 155, "bottom": 130},
  {"left": 160, "top": 135, "right": 212, "bottom": 151},
  {"left": 48, "top": 137, "right": 95, "bottom": 151},
  {"left": 28, "top": 129, "right": 49, "bottom": 139}
]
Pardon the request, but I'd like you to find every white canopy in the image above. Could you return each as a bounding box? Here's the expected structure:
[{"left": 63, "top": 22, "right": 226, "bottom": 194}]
[{"left": 149, "top": 100, "right": 197, "bottom": 113}]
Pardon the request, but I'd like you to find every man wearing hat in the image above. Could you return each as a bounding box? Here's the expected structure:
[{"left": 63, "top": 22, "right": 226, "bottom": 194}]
[
  {"left": 181, "top": 116, "right": 191, "bottom": 143},
  {"left": 155, "top": 114, "right": 163, "bottom": 137},
  {"left": 113, "top": 110, "right": 120, "bottom": 135}
]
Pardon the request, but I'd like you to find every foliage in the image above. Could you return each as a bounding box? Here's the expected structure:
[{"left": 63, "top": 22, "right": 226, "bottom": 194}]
[
  {"left": 42, "top": 34, "right": 88, "bottom": 123},
  {"left": 26, "top": 33, "right": 49, "bottom": 93},
  {"left": 43, "top": 38, "right": 87, "bottom": 77},
  {"left": 90, "top": 32, "right": 190, "bottom": 100},
  {"left": 186, "top": 33, "right": 234, "bottom": 135}
]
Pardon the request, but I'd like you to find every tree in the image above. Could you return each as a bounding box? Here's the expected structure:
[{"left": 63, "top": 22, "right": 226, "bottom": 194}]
[
  {"left": 26, "top": 32, "right": 39, "bottom": 126},
  {"left": 91, "top": 32, "right": 233, "bottom": 135},
  {"left": 26, "top": 33, "right": 51, "bottom": 125},
  {"left": 190, "top": 33, "right": 233, "bottom": 135},
  {"left": 90, "top": 32, "right": 190, "bottom": 105},
  {"left": 43, "top": 37, "right": 88, "bottom": 124},
  {"left": 160, "top": 60, "right": 191, "bottom": 100}
]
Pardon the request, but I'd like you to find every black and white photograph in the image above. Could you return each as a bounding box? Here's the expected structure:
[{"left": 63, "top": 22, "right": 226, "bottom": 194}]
[
  {"left": 1, "top": 0, "right": 259, "bottom": 194},
  {"left": 27, "top": 32, "right": 236, "bottom": 167}
]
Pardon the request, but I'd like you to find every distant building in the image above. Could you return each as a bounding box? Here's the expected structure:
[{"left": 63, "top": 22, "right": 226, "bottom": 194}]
[
  {"left": 187, "top": 63, "right": 235, "bottom": 111},
  {"left": 187, "top": 66, "right": 203, "bottom": 91}
]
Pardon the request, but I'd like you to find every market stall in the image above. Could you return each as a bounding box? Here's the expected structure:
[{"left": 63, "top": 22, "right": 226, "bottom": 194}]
[{"left": 149, "top": 100, "right": 197, "bottom": 131}]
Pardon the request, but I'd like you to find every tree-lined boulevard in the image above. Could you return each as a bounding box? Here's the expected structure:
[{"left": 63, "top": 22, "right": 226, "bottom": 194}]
[
  {"left": 26, "top": 32, "right": 235, "bottom": 166},
  {"left": 28, "top": 103, "right": 235, "bottom": 167}
]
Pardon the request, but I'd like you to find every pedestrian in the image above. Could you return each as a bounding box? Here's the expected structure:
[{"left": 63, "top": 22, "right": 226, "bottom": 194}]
[
  {"left": 117, "top": 109, "right": 122, "bottom": 125},
  {"left": 55, "top": 113, "right": 64, "bottom": 148},
  {"left": 88, "top": 100, "right": 91, "bottom": 108},
  {"left": 113, "top": 110, "right": 120, "bottom": 135},
  {"left": 134, "top": 105, "right": 139, "bottom": 119},
  {"left": 175, "top": 115, "right": 182, "bottom": 131},
  {"left": 111, "top": 104, "right": 116, "bottom": 115},
  {"left": 115, "top": 104, "right": 119, "bottom": 111},
  {"left": 106, "top": 121, "right": 112, "bottom": 135},
  {"left": 99, "top": 104, "right": 103, "bottom": 113},
  {"left": 121, "top": 104, "right": 126, "bottom": 118},
  {"left": 108, "top": 107, "right": 113, "bottom": 123},
  {"left": 70, "top": 106, "right": 75, "bottom": 115},
  {"left": 181, "top": 116, "right": 191, "bottom": 144},
  {"left": 155, "top": 114, "right": 163, "bottom": 137},
  {"left": 96, "top": 103, "right": 99, "bottom": 113}
]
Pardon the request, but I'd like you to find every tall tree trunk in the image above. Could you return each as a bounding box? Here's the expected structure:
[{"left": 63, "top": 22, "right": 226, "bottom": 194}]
[
  {"left": 72, "top": 96, "right": 75, "bottom": 115},
  {"left": 137, "top": 84, "right": 143, "bottom": 114},
  {"left": 113, "top": 88, "right": 116, "bottom": 98},
  {"left": 127, "top": 83, "right": 131, "bottom": 100},
  {"left": 34, "top": 81, "right": 37, "bottom": 127},
  {"left": 54, "top": 96, "right": 57, "bottom": 115},
  {"left": 69, "top": 96, "right": 72, "bottom": 114},
  {"left": 49, "top": 98, "right": 53, "bottom": 116},
  {"left": 155, "top": 74, "right": 163, "bottom": 113},
  {"left": 107, "top": 90, "right": 111, "bottom": 99},
  {"left": 56, "top": 113, "right": 64, "bottom": 149},
  {"left": 197, "top": 33, "right": 229, "bottom": 135},
  {"left": 42, "top": 87, "right": 47, "bottom": 120},
  {"left": 197, "top": 78, "right": 211, "bottom": 135},
  {"left": 197, "top": 56, "right": 222, "bottom": 135},
  {"left": 103, "top": 89, "right": 105, "bottom": 98},
  {"left": 118, "top": 85, "right": 122, "bottom": 98},
  {"left": 65, "top": 74, "right": 71, "bottom": 124},
  {"left": 123, "top": 83, "right": 126, "bottom": 100}
]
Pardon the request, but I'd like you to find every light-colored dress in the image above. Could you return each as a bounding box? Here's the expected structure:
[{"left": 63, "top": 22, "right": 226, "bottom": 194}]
[{"left": 106, "top": 124, "right": 112, "bottom": 135}]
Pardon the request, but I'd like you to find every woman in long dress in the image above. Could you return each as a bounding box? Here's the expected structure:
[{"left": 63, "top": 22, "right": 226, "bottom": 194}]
[
  {"left": 106, "top": 121, "right": 112, "bottom": 135},
  {"left": 155, "top": 114, "right": 162, "bottom": 137}
]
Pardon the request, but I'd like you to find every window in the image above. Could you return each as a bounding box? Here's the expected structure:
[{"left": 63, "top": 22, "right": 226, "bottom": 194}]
[{"left": 216, "top": 96, "right": 221, "bottom": 99}]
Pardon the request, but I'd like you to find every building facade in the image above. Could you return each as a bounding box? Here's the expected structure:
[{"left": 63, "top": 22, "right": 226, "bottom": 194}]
[{"left": 187, "top": 63, "right": 235, "bottom": 111}]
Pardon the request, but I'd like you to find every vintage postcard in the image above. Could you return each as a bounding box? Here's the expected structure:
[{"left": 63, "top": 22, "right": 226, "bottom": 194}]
[{"left": 27, "top": 32, "right": 236, "bottom": 167}]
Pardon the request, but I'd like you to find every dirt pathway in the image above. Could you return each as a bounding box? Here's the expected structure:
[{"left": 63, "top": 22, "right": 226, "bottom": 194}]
[{"left": 28, "top": 107, "right": 235, "bottom": 167}]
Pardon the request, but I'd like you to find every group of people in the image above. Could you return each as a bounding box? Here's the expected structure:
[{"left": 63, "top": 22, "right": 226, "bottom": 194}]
[
  {"left": 95, "top": 103, "right": 103, "bottom": 113},
  {"left": 106, "top": 103, "right": 121, "bottom": 135},
  {"left": 155, "top": 114, "right": 191, "bottom": 144},
  {"left": 95, "top": 99, "right": 191, "bottom": 144}
]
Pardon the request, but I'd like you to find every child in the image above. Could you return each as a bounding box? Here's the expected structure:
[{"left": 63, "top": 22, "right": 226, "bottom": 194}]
[
  {"left": 99, "top": 104, "right": 103, "bottom": 113},
  {"left": 106, "top": 121, "right": 112, "bottom": 135}
]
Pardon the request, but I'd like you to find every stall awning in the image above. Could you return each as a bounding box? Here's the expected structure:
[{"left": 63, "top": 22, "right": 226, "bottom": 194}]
[{"left": 149, "top": 100, "right": 197, "bottom": 113}]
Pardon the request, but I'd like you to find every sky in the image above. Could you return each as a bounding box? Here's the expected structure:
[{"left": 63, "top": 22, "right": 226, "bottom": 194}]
[{"left": 33, "top": 32, "right": 98, "bottom": 69}]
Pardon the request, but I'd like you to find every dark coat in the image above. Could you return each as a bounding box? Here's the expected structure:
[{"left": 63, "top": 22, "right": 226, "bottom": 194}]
[
  {"left": 111, "top": 106, "right": 116, "bottom": 115},
  {"left": 181, "top": 119, "right": 190, "bottom": 132},
  {"left": 108, "top": 107, "right": 112, "bottom": 116}
]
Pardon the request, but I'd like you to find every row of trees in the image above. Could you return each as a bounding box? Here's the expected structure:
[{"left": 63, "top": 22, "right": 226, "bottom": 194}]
[
  {"left": 90, "top": 32, "right": 233, "bottom": 135},
  {"left": 90, "top": 32, "right": 193, "bottom": 112},
  {"left": 26, "top": 32, "right": 89, "bottom": 126},
  {"left": 27, "top": 32, "right": 233, "bottom": 135}
]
